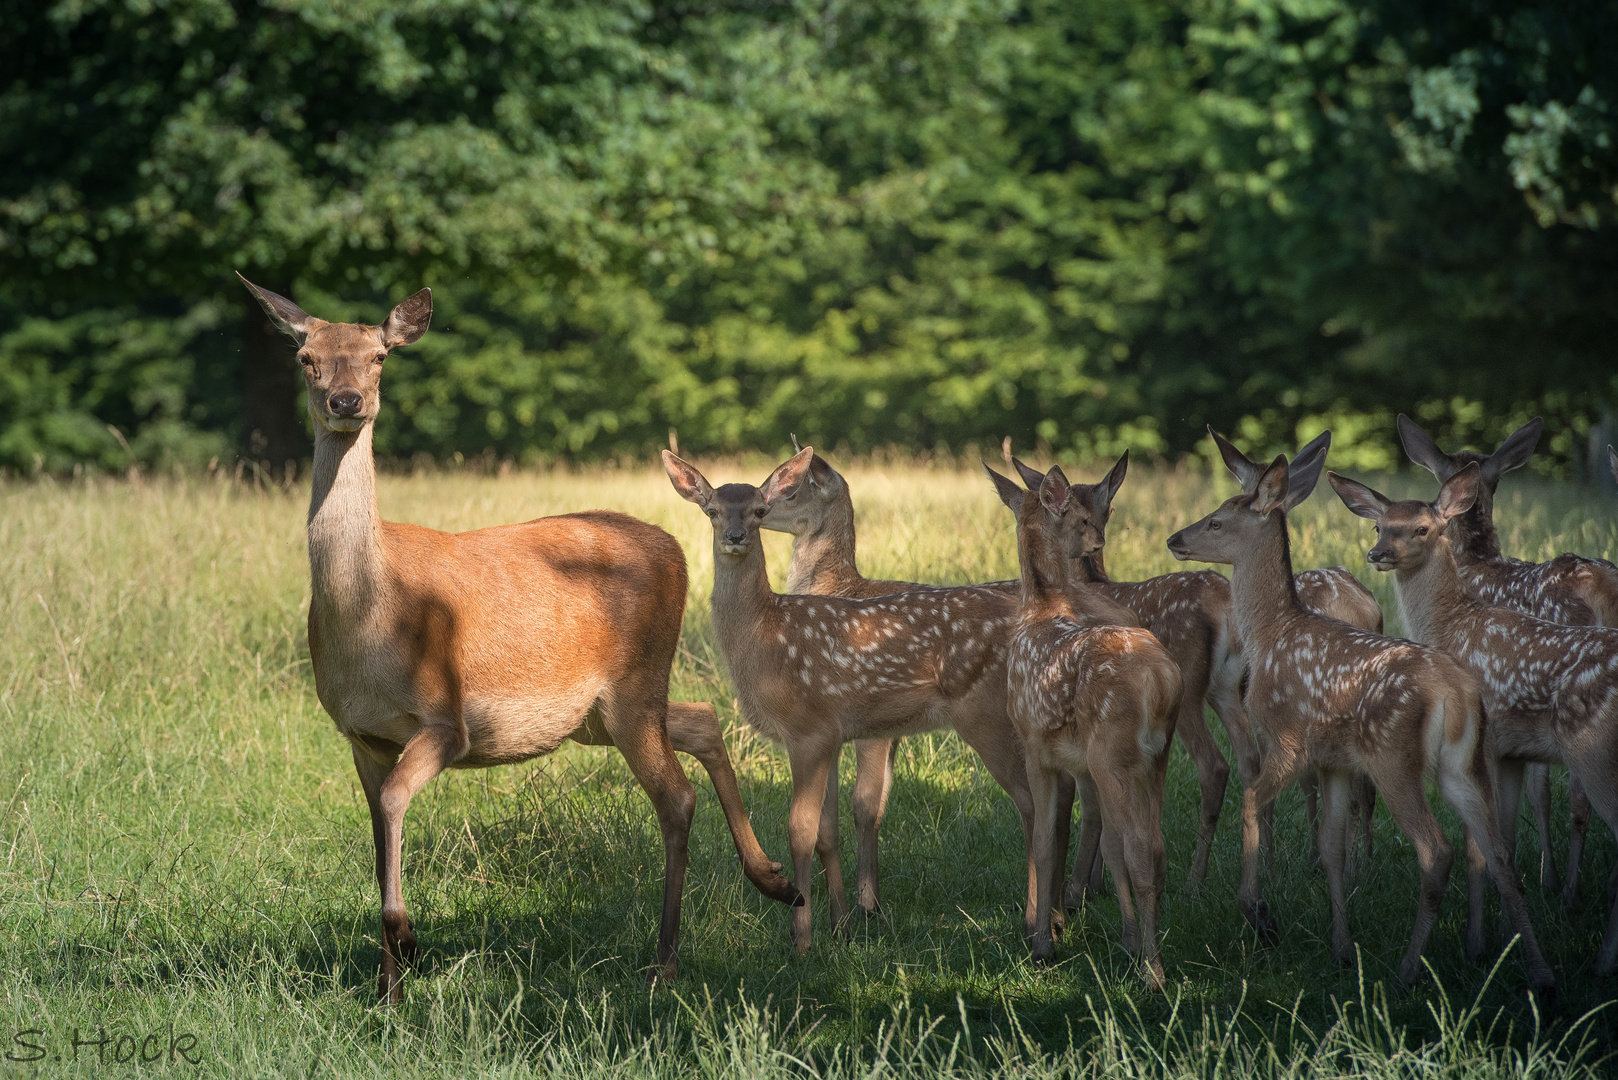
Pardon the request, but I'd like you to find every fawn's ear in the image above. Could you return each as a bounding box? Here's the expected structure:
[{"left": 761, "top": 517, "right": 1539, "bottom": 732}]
[
  {"left": 382, "top": 288, "right": 433, "bottom": 349},
  {"left": 1285, "top": 430, "right": 1331, "bottom": 510},
  {"left": 761, "top": 446, "right": 816, "bottom": 504},
  {"left": 983, "top": 463, "right": 1025, "bottom": 513},
  {"left": 1038, "top": 466, "right": 1073, "bottom": 516},
  {"left": 1327, "top": 471, "right": 1391, "bottom": 521},
  {"left": 1484, "top": 417, "right": 1542, "bottom": 483},
  {"left": 663, "top": 450, "right": 716, "bottom": 505},
  {"left": 237, "top": 273, "right": 319, "bottom": 345},
  {"left": 1435, "top": 462, "right": 1482, "bottom": 523},
  {"left": 1250, "top": 455, "right": 1290, "bottom": 515},
  {"left": 1209, "top": 427, "right": 1261, "bottom": 492},
  {"left": 1093, "top": 450, "right": 1128, "bottom": 513},
  {"left": 1396, "top": 414, "right": 1453, "bottom": 480},
  {"left": 1011, "top": 455, "right": 1046, "bottom": 491}
]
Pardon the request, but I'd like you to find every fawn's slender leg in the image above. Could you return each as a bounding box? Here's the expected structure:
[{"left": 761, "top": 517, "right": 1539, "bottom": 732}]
[
  {"left": 1024, "top": 755, "right": 1065, "bottom": 962},
  {"left": 1238, "top": 741, "right": 1302, "bottom": 944},
  {"left": 1064, "top": 775, "right": 1104, "bottom": 910},
  {"left": 953, "top": 710, "right": 1038, "bottom": 937},
  {"left": 1318, "top": 770, "right": 1354, "bottom": 965},
  {"left": 1373, "top": 768, "right": 1454, "bottom": 988},
  {"left": 1524, "top": 763, "right": 1561, "bottom": 896},
  {"left": 1172, "top": 664, "right": 1230, "bottom": 887},
  {"left": 1565, "top": 777, "right": 1592, "bottom": 909},
  {"left": 815, "top": 753, "right": 849, "bottom": 933},
  {"left": 850, "top": 738, "right": 897, "bottom": 917},
  {"left": 785, "top": 736, "right": 838, "bottom": 953},
  {"left": 1208, "top": 672, "right": 1272, "bottom": 865}
]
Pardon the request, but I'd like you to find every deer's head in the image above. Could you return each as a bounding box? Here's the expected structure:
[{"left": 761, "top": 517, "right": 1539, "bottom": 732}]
[
  {"left": 1327, "top": 464, "right": 1481, "bottom": 574},
  {"left": 665, "top": 447, "right": 815, "bottom": 557},
  {"left": 1395, "top": 414, "right": 1539, "bottom": 556},
  {"left": 1167, "top": 452, "right": 1292, "bottom": 565},
  {"left": 1008, "top": 452, "right": 1126, "bottom": 566},
  {"left": 758, "top": 452, "right": 848, "bottom": 536},
  {"left": 236, "top": 274, "right": 431, "bottom": 434}
]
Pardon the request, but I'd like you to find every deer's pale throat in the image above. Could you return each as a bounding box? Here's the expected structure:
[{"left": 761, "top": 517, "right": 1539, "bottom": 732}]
[{"left": 308, "top": 423, "right": 385, "bottom": 619}]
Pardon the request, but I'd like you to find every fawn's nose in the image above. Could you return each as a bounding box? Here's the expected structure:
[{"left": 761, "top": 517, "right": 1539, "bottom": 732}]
[
  {"left": 328, "top": 390, "right": 363, "bottom": 417},
  {"left": 723, "top": 528, "right": 747, "bottom": 546},
  {"left": 1367, "top": 546, "right": 1393, "bottom": 566}
]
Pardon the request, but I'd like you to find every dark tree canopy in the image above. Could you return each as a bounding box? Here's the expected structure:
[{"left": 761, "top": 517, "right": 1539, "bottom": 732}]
[{"left": 2, "top": 0, "right": 1613, "bottom": 474}]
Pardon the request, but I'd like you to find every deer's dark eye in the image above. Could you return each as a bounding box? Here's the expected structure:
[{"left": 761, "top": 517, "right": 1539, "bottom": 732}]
[
  {"left": 705, "top": 508, "right": 718, "bottom": 518},
  {"left": 1415, "top": 526, "right": 1429, "bottom": 536},
  {"left": 753, "top": 507, "right": 767, "bottom": 518},
  {"left": 373, "top": 353, "right": 387, "bottom": 365},
  {"left": 1208, "top": 520, "right": 1221, "bottom": 531}
]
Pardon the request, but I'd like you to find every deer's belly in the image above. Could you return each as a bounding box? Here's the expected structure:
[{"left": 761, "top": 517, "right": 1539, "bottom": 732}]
[{"left": 456, "top": 684, "right": 603, "bottom": 767}]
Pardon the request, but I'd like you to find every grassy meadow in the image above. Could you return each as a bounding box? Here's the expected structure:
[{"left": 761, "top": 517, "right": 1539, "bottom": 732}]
[{"left": 1, "top": 455, "right": 1616, "bottom": 1078}]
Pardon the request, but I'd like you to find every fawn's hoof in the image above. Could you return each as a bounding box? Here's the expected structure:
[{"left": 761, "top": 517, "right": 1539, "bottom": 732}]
[
  {"left": 1242, "top": 900, "right": 1279, "bottom": 947},
  {"left": 1141, "top": 956, "right": 1167, "bottom": 993},
  {"left": 753, "top": 869, "right": 801, "bottom": 906}
]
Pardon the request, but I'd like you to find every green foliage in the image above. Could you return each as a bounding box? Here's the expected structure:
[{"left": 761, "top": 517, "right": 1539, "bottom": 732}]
[{"left": 1, "top": 0, "right": 1614, "bottom": 471}]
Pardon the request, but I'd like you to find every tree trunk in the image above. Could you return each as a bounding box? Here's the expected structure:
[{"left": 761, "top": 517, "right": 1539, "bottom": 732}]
[{"left": 240, "top": 282, "right": 309, "bottom": 479}]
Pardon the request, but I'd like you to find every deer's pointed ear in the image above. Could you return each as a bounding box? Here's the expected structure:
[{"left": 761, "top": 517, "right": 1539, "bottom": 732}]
[
  {"left": 382, "top": 288, "right": 432, "bottom": 349},
  {"left": 663, "top": 450, "right": 716, "bottom": 505},
  {"left": 237, "top": 272, "right": 319, "bottom": 344},
  {"left": 1285, "top": 431, "right": 1330, "bottom": 510},
  {"left": 1435, "top": 462, "right": 1482, "bottom": 522},
  {"left": 1209, "top": 427, "right": 1261, "bottom": 492},
  {"left": 1484, "top": 417, "right": 1542, "bottom": 483},
  {"left": 1038, "top": 466, "right": 1072, "bottom": 516},
  {"left": 761, "top": 446, "right": 815, "bottom": 504},
  {"left": 1396, "top": 414, "right": 1453, "bottom": 480},
  {"left": 1011, "top": 455, "right": 1046, "bottom": 491},
  {"left": 1327, "top": 471, "right": 1391, "bottom": 521},
  {"left": 1250, "top": 455, "right": 1290, "bottom": 514},
  {"left": 1096, "top": 450, "right": 1129, "bottom": 511},
  {"left": 983, "top": 463, "right": 1025, "bottom": 513}
]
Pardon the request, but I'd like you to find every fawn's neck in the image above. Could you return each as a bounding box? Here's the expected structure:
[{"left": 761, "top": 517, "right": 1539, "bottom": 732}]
[
  {"left": 1072, "top": 552, "right": 1111, "bottom": 584},
  {"left": 785, "top": 504, "right": 864, "bottom": 596},
  {"left": 1447, "top": 500, "right": 1503, "bottom": 563},
  {"left": 1016, "top": 512, "right": 1073, "bottom": 621},
  {"left": 308, "top": 423, "right": 386, "bottom": 619},
  {"left": 1392, "top": 540, "right": 1471, "bottom": 646},
  {"left": 1228, "top": 512, "right": 1303, "bottom": 648},
  {"left": 711, "top": 536, "right": 781, "bottom": 661}
]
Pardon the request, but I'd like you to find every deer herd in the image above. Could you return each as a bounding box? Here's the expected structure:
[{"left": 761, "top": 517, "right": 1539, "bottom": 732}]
[{"left": 240, "top": 278, "right": 1618, "bottom": 1005}]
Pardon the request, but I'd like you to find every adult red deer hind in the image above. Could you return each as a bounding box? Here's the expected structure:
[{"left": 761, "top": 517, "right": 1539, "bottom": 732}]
[{"left": 235, "top": 275, "right": 795, "bottom": 1002}]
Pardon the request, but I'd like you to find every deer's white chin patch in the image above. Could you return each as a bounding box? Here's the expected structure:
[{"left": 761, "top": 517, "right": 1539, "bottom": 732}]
[
  {"left": 324, "top": 416, "right": 366, "bottom": 432},
  {"left": 719, "top": 543, "right": 751, "bottom": 556}
]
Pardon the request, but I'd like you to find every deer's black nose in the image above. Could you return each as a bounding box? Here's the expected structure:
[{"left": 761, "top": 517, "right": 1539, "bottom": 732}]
[
  {"left": 724, "top": 529, "right": 747, "bottom": 546},
  {"left": 329, "top": 390, "right": 363, "bottom": 416}
]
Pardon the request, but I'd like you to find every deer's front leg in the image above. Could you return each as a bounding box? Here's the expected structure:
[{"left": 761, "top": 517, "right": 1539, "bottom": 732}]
[
  {"left": 816, "top": 752, "right": 849, "bottom": 935},
  {"left": 351, "top": 742, "right": 398, "bottom": 1002},
  {"left": 375, "top": 722, "right": 467, "bottom": 1000},
  {"left": 1239, "top": 743, "right": 1300, "bottom": 946},
  {"left": 786, "top": 735, "right": 838, "bottom": 953},
  {"left": 1023, "top": 751, "right": 1065, "bottom": 962}
]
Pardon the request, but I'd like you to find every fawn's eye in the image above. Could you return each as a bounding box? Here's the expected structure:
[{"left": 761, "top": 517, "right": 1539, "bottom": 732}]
[
  {"left": 753, "top": 507, "right": 767, "bottom": 518},
  {"left": 1208, "top": 520, "right": 1221, "bottom": 531},
  {"left": 373, "top": 353, "right": 387, "bottom": 365},
  {"left": 1415, "top": 526, "right": 1428, "bottom": 536},
  {"left": 705, "top": 508, "right": 717, "bottom": 518}
]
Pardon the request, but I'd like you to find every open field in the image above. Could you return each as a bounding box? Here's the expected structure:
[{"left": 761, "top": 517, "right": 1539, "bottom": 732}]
[{"left": 1, "top": 456, "right": 1616, "bottom": 1078}]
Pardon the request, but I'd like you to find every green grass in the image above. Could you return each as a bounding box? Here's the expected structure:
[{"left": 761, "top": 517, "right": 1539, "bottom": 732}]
[{"left": 2, "top": 458, "right": 1616, "bottom": 1078}]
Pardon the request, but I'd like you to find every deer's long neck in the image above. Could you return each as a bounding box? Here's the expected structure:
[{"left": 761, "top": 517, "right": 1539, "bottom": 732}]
[
  {"left": 308, "top": 424, "right": 386, "bottom": 619},
  {"left": 785, "top": 504, "right": 863, "bottom": 596},
  {"left": 1392, "top": 541, "right": 1471, "bottom": 646},
  {"left": 1072, "top": 551, "right": 1110, "bottom": 584},
  {"left": 711, "top": 538, "right": 780, "bottom": 662},
  {"left": 1448, "top": 499, "right": 1503, "bottom": 563},
  {"left": 1016, "top": 512, "right": 1072, "bottom": 620},
  {"left": 1228, "top": 512, "right": 1302, "bottom": 648}
]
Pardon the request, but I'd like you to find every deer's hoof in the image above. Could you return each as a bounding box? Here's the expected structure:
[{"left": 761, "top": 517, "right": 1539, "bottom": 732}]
[
  {"left": 753, "top": 869, "right": 801, "bottom": 907},
  {"left": 1141, "top": 957, "right": 1167, "bottom": 993},
  {"left": 1243, "top": 900, "right": 1279, "bottom": 946}
]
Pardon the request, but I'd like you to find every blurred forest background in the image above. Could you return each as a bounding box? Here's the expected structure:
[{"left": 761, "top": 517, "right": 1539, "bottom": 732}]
[{"left": 2, "top": 0, "right": 1614, "bottom": 477}]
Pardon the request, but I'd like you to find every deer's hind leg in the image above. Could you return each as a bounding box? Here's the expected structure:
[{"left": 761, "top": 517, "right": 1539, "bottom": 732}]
[
  {"left": 1564, "top": 777, "right": 1591, "bottom": 910},
  {"left": 1524, "top": 763, "right": 1561, "bottom": 895},
  {"left": 659, "top": 702, "right": 799, "bottom": 906},
  {"left": 600, "top": 692, "right": 697, "bottom": 980},
  {"left": 816, "top": 753, "right": 850, "bottom": 935},
  {"left": 1169, "top": 641, "right": 1227, "bottom": 887},
  {"left": 1372, "top": 772, "right": 1454, "bottom": 988},
  {"left": 851, "top": 738, "right": 898, "bottom": 918},
  {"left": 1317, "top": 770, "right": 1355, "bottom": 966}
]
